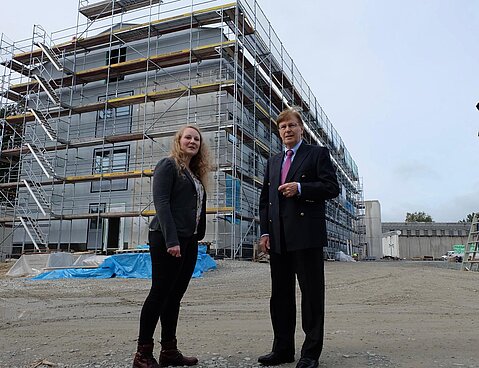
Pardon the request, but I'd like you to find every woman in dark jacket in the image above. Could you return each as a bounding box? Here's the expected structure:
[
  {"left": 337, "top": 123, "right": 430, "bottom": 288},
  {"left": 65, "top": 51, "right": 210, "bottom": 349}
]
[{"left": 133, "top": 125, "right": 210, "bottom": 368}]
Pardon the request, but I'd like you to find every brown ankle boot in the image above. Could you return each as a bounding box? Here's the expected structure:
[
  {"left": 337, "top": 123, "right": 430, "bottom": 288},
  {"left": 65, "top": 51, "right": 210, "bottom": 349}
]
[
  {"left": 132, "top": 342, "right": 160, "bottom": 368},
  {"left": 159, "top": 338, "right": 198, "bottom": 367}
]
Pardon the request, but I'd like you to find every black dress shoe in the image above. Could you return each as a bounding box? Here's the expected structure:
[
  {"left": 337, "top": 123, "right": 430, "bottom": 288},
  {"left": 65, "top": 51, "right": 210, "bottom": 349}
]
[
  {"left": 258, "top": 351, "right": 295, "bottom": 366},
  {"left": 295, "top": 357, "right": 319, "bottom": 368}
]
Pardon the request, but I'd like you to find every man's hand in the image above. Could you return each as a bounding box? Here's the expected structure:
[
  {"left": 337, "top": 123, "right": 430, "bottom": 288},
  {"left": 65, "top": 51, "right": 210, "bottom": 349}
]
[
  {"left": 259, "top": 235, "right": 270, "bottom": 254},
  {"left": 167, "top": 245, "right": 181, "bottom": 257},
  {"left": 278, "top": 182, "right": 298, "bottom": 198}
]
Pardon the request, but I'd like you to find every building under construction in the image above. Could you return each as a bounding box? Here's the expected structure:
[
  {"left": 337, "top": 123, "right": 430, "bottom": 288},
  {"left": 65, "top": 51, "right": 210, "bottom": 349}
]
[{"left": 0, "top": 0, "right": 363, "bottom": 259}]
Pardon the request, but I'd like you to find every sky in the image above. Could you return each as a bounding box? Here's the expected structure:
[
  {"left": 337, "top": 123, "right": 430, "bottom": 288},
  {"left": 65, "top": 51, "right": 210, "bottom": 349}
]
[{"left": 1, "top": 0, "right": 478, "bottom": 222}]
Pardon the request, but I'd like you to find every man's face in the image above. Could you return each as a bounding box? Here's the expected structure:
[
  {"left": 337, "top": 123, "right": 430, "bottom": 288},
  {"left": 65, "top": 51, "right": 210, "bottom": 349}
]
[{"left": 278, "top": 117, "right": 304, "bottom": 149}]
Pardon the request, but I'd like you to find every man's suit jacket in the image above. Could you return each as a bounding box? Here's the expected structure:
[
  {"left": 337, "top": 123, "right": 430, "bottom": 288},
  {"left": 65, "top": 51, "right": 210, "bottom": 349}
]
[
  {"left": 149, "top": 157, "right": 206, "bottom": 247},
  {"left": 259, "top": 143, "right": 339, "bottom": 253}
]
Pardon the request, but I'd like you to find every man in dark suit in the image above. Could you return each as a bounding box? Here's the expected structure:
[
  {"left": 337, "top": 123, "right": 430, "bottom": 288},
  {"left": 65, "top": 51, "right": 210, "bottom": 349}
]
[{"left": 258, "top": 108, "right": 340, "bottom": 368}]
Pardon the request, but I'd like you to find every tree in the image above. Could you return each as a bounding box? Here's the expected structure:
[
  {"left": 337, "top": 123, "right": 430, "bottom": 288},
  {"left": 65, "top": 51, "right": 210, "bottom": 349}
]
[
  {"left": 459, "top": 212, "right": 476, "bottom": 223},
  {"left": 405, "top": 211, "right": 433, "bottom": 223}
]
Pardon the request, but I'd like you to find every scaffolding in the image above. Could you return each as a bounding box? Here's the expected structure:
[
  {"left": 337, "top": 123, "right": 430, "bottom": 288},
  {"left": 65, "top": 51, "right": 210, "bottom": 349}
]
[{"left": 0, "top": 0, "right": 364, "bottom": 260}]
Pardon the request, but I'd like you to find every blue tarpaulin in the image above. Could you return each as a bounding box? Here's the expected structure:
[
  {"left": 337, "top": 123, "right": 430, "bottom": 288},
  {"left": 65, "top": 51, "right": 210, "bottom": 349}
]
[
  {"left": 193, "top": 245, "right": 217, "bottom": 278},
  {"left": 32, "top": 245, "right": 216, "bottom": 280}
]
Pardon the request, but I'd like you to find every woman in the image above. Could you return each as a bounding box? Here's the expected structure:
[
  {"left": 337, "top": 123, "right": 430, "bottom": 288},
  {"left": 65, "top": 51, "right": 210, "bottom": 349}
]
[{"left": 133, "top": 125, "right": 210, "bottom": 368}]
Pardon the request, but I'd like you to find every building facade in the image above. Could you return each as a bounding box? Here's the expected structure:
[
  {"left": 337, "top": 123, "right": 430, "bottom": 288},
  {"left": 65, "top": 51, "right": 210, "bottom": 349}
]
[
  {"left": 382, "top": 222, "right": 470, "bottom": 259},
  {"left": 0, "top": 0, "right": 363, "bottom": 259},
  {"left": 364, "top": 200, "right": 382, "bottom": 258}
]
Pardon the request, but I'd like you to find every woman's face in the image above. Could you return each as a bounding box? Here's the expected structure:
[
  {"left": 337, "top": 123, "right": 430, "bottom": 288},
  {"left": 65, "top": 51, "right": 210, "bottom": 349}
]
[{"left": 180, "top": 127, "right": 201, "bottom": 158}]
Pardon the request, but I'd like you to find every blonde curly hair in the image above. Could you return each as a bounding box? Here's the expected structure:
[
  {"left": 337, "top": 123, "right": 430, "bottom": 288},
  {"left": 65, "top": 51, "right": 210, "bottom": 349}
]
[{"left": 170, "top": 125, "right": 211, "bottom": 188}]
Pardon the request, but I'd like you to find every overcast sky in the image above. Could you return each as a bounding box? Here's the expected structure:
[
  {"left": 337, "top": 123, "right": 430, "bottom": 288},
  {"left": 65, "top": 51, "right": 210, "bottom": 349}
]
[{"left": 1, "top": 0, "right": 478, "bottom": 222}]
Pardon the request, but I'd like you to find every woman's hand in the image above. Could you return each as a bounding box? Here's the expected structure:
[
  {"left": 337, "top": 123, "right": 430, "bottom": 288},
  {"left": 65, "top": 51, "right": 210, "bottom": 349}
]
[
  {"left": 167, "top": 245, "right": 181, "bottom": 257},
  {"left": 259, "top": 235, "right": 270, "bottom": 254}
]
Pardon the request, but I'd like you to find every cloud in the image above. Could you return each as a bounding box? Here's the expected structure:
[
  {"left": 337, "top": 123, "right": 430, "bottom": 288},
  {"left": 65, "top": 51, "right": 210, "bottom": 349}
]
[
  {"left": 432, "top": 186, "right": 479, "bottom": 222},
  {"left": 393, "top": 161, "right": 441, "bottom": 182}
]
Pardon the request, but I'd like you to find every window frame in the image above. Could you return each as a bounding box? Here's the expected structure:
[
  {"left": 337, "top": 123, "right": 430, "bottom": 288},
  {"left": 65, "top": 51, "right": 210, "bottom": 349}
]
[{"left": 91, "top": 145, "right": 130, "bottom": 193}]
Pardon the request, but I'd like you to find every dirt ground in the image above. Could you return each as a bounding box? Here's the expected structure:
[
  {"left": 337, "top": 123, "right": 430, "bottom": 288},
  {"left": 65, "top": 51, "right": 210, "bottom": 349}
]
[{"left": 0, "top": 259, "right": 478, "bottom": 368}]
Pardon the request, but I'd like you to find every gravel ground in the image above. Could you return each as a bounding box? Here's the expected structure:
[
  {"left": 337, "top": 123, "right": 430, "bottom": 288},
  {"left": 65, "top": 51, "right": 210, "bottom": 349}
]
[{"left": 0, "top": 259, "right": 478, "bottom": 368}]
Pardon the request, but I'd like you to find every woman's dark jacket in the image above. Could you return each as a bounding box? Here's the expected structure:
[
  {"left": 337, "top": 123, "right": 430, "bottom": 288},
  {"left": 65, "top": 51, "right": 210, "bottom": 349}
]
[{"left": 149, "top": 157, "right": 206, "bottom": 247}]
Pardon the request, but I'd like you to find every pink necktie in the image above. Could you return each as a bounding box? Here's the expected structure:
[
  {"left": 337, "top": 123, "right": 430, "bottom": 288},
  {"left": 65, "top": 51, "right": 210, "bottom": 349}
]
[{"left": 281, "top": 149, "right": 293, "bottom": 184}]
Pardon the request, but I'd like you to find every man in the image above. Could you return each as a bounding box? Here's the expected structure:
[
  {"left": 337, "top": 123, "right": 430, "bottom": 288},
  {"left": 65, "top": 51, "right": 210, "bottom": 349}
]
[{"left": 258, "top": 108, "right": 340, "bottom": 368}]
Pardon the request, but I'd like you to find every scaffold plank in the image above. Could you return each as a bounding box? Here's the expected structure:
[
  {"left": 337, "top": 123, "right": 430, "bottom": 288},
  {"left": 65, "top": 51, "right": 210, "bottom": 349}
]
[
  {"left": 65, "top": 170, "right": 153, "bottom": 182},
  {"left": 10, "top": 3, "right": 239, "bottom": 65},
  {"left": 223, "top": 7, "right": 255, "bottom": 35},
  {"left": 6, "top": 41, "right": 235, "bottom": 95},
  {"left": 79, "top": 0, "right": 163, "bottom": 20},
  {"left": 0, "top": 59, "right": 31, "bottom": 76},
  {"left": 0, "top": 141, "right": 261, "bottom": 190},
  {"left": 5, "top": 80, "right": 235, "bottom": 124},
  {"left": 0, "top": 207, "right": 236, "bottom": 223},
  {"left": 0, "top": 123, "right": 231, "bottom": 158}
]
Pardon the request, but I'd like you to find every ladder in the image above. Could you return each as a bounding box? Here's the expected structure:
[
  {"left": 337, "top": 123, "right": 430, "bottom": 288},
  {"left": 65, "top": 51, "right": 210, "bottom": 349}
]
[
  {"left": 0, "top": 118, "right": 5, "bottom": 157},
  {"left": 25, "top": 142, "right": 56, "bottom": 179},
  {"left": 29, "top": 109, "right": 58, "bottom": 141},
  {"left": 19, "top": 216, "right": 47, "bottom": 252},
  {"left": 0, "top": 190, "right": 48, "bottom": 252},
  {"left": 461, "top": 213, "right": 479, "bottom": 271},
  {"left": 36, "top": 42, "right": 65, "bottom": 72},
  {"left": 33, "top": 75, "right": 61, "bottom": 105}
]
